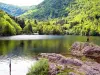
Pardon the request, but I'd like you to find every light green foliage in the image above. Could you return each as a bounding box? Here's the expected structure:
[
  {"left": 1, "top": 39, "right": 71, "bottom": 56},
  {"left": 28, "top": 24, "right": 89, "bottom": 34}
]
[
  {"left": 38, "top": 24, "right": 64, "bottom": 35},
  {"left": 27, "top": 59, "right": 49, "bottom": 75},
  {"left": 65, "top": 0, "right": 100, "bottom": 36},
  {"left": 0, "top": 10, "right": 22, "bottom": 36},
  {"left": 20, "top": 0, "right": 100, "bottom": 36},
  {"left": 23, "top": 20, "right": 37, "bottom": 34},
  {"left": 2, "top": 23, "right": 16, "bottom": 35},
  {"left": 20, "top": 9, "right": 39, "bottom": 19},
  {"left": 22, "top": 19, "right": 65, "bottom": 35},
  {"left": 0, "top": 0, "right": 100, "bottom": 36}
]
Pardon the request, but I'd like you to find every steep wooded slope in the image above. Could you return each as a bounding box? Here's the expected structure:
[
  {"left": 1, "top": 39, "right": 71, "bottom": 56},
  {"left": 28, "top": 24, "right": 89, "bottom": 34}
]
[{"left": 0, "top": 10, "right": 22, "bottom": 36}]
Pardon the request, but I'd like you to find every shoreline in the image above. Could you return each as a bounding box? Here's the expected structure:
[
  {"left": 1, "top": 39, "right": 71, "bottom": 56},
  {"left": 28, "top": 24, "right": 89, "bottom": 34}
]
[{"left": 34, "top": 42, "right": 100, "bottom": 75}]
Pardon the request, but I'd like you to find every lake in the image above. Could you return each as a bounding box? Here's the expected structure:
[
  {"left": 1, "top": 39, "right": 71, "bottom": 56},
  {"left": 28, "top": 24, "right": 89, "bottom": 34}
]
[{"left": 0, "top": 35, "right": 100, "bottom": 75}]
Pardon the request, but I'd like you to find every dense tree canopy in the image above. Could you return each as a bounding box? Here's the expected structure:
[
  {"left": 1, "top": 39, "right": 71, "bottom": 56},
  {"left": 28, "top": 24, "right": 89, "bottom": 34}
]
[
  {"left": 0, "top": 0, "right": 100, "bottom": 36},
  {"left": 65, "top": 0, "right": 100, "bottom": 36},
  {"left": 20, "top": 0, "right": 73, "bottom": 20},
  {"left": 0, "top": 10, "right": 22, "bottom": 36}
]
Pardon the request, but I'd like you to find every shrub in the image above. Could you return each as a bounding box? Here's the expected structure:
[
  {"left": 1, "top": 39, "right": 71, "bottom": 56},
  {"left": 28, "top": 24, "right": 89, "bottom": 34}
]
[{"left": 27, "top": 59, "right": 49, "bottom": 75}]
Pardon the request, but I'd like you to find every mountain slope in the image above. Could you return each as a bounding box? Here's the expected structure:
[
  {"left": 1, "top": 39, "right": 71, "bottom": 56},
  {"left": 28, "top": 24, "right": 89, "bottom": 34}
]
[
  {"left": 65, "top": 0, "right": 100, "bottom": 35},
  {"left": 20, "top": 0, "right": 73, "bottom": 19},
  {"left": 0, "top": 2, "right": 27, "bottom": 16},
  {"left": 0, "top": 0, "right": 99, "bottom": 36},
  {"left": 0, "top": 10, "right": 22, "bottom": 36},
  {"left": 20, "top": 0, "right": 100, "bottom": 36}
]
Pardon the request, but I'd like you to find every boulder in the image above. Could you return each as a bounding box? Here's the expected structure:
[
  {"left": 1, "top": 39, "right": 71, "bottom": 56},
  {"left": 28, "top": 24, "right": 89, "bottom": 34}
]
[
  {"left": 71, "top": 42, "right": 100, "bottom": 60},
  {"left": 71, "top": 42, "right": 90, "bottom": 56},
  {"left": 40, "top": 53, "right": 100, "bottom": 75},
  {"left": 59, "top": 58, "right": 83, "bottom": 66},
  {"left": 40, "top": 53, "right": 83, "bottom": 66},
  {"left": 83, "top": 46, "right": 100, "bottom": 58},
  {"left": 81, "top": 62, "right": 100, "bottom": 75}
]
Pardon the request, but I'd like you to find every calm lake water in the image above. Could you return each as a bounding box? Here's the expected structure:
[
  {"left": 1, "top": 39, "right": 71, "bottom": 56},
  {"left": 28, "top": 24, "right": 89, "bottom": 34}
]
[{"left": 0, "top": 35, "right": 100, "bottom": 75}]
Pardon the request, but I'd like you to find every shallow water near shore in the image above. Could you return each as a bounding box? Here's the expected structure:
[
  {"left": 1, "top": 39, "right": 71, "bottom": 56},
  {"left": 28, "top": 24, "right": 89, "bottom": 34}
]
[
  {"left": 0, "top": 35, "right": 100, "bottom": 75},
  {"left": 0, "top": 57, "right": 36, "bottom": 75}
]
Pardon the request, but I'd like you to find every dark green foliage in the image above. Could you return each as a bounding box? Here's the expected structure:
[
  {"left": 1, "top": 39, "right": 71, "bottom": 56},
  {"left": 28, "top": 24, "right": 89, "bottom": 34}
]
[
  {"left": 34, "top": 20, "right": 38, "bottom": 25},
  {"left": 23, "top": 20, "right": 35, "bottom": 34},
  {"left": 27, "top": 59, "right": 49, "bottom": 75},
  {"left": 23, "top": 24, "right": 33, "bottom": 34},
  {"left": 11, "top": 17, "right": 26, "bottom": 29}
]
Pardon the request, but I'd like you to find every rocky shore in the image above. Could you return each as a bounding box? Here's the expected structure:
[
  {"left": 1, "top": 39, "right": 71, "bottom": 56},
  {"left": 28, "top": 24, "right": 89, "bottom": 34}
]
[
  {"left": 71, "top": 42, "right": 100, "bottom": 63},
  {"left": 40, "top": 42, "right": 100, "bottom": 75}
]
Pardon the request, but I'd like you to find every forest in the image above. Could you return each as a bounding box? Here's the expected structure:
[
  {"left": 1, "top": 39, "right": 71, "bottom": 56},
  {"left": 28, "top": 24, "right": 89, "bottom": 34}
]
[{"left": 0, "top": 0, "right": 100, "bottom": 36}]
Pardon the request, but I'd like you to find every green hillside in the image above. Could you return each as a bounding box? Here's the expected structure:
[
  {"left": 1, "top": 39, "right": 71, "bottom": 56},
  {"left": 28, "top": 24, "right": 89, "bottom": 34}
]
[
  {"left": 65, "top": 0, "right": 100, "bottom": 35},
  {"left": 0, "top": 0, "right": 100, "bottom": 36},
  {"left": 20, "top": 0, "right": 73, "bottom": 19},
  {"left": 0, "top": 10, "right": 22, "bottom": 36},
  {"left": 20, "top": 0, "right": 100, "bottom": 36}
]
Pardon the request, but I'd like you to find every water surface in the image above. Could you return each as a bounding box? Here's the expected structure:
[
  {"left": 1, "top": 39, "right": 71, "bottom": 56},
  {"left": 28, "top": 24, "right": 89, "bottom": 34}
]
[{"left": 0, "top": 35, "right": 100, "bottom": 75}]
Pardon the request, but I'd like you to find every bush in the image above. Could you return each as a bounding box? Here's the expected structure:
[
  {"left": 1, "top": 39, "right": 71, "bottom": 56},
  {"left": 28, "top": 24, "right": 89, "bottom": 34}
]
[{"left": 27, "top": 59, "right": 49, "bottom": 75}]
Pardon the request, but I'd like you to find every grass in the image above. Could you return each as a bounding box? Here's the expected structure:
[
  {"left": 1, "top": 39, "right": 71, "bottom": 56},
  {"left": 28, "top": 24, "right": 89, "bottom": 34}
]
[{"left": 27, "top": 58, "right": 49, "bottom": 75}]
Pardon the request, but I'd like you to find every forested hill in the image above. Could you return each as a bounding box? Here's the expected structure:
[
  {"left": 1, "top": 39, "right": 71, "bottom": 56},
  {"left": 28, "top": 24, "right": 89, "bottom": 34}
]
[
  {"left": 65, "top": 0, "right": 100, "bottom": 36},
  {"left": 0, "top": 10, "right": 22, "bottom": 36},
  {"left": 20, "top": 0, "right": 100, "bottom": 36},
  {"left": 0, "top": 0, "right": 100, "bottom": 36},
  {"left": 0, "top": 2, "right": 27, "bottom": 16},
  {"left": 20, "top": 0, "right": 73, "bottom": 19}
]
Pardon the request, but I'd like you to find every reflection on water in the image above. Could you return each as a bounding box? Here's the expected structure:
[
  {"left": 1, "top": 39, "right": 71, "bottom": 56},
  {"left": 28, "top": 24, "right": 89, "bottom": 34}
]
[
  {"left": 0, "top": 35, "right": 100, "bottom": 75},
  {"left": 0, "top": 57, "right": 36, "bottom": 75}
]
